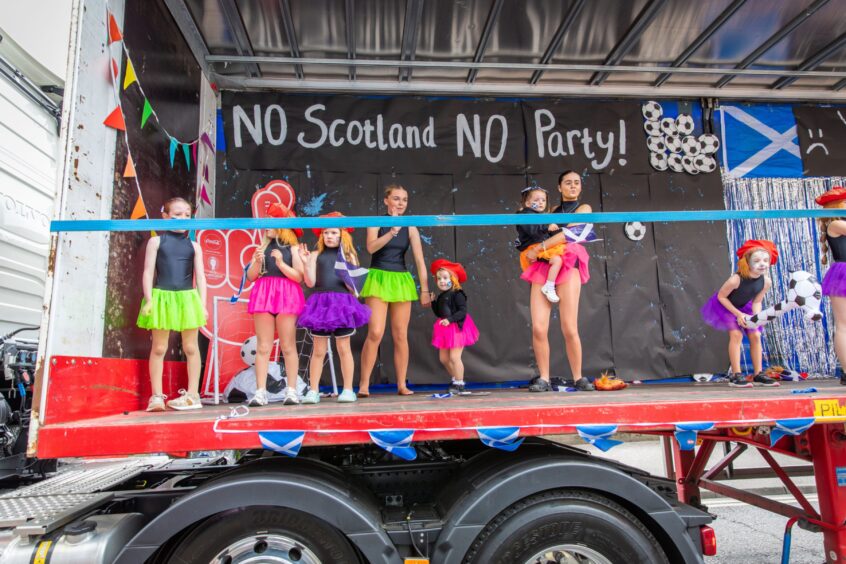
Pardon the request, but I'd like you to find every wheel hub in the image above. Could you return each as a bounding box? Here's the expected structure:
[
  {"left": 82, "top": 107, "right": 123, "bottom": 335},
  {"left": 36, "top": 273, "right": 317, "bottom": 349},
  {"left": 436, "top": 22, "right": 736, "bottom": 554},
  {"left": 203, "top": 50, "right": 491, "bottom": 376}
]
[
  {"left": 526, "top": 545, "right": 614, "bottom": 564},
  {"left": 213, "top": 534, "right": 321, "bottom": 564}
]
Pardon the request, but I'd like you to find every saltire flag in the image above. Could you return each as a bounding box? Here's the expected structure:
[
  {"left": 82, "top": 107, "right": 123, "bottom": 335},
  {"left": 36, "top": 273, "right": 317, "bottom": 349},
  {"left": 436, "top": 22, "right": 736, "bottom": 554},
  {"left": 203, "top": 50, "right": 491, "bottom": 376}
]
[
  {"left": 560, "top": 223, "right": 600, "bottom": 244},
  {"left": 335, "top": 247, "right": 368, "bottom": 297}
]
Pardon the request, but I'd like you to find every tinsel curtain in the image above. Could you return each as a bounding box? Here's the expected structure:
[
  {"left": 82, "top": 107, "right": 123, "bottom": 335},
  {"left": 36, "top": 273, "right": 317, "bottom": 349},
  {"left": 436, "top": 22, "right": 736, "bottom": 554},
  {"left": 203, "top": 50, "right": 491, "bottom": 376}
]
[{"left": 723, "top": 174, "right": 845, "bottom": 377}]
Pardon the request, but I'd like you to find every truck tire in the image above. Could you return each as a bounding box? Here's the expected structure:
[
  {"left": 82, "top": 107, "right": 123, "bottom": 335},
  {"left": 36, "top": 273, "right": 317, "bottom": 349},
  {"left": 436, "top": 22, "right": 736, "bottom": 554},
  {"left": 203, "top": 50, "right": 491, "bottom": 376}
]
[
  {"left": 463, "top": 490, "right": 670, "bottom": 564},
  {"left": 167, "top": 506, "right": 360, "bottom": 564}
]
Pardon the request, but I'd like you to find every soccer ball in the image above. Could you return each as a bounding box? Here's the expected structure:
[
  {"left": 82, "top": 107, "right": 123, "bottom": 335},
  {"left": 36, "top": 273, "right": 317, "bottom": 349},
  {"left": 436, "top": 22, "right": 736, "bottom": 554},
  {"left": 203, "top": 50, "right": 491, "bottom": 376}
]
[
  {"left": 644, "top": 120, "right": 662, "bottom": 136},
  {"left": 646, "top": 136, "right": 666, "bottom": 153},
  {"left": 667, "top": 153, "right": 684, "bottom": 173},
  {"left": 625, "top": 222, "right": 646, "bottom": 241},
  {"left": 676, "top": 114, "right": 695, "bottom": 135},
  {"left": 660, "top": 117, "right": 677, "bottom": 136},
  {"left": 681, "top": 135, "right": 701, "bottom": 156},
  {"left": 665, "top": 135, "right": 682, "bottom": 153},
  {"left": 240, "top": 336, "right": 258, "bottom": 366},
  {"left": 650, "top": 151, "right": 669, "bottom": 171},
  {"left": 682, "top": 155, "right": 699, "bottom": 175},
  {"left": 699, "top": 134, "right": 720, "bottom": 154},
  {"left": 642, "top": 101, "right": 663, "bottom": 121},
  {"left": 694, "top": 154, "right": 717, "bottom": 173},
  {"left": 787, "top": 270, "right": 822, "bottom": 319}
]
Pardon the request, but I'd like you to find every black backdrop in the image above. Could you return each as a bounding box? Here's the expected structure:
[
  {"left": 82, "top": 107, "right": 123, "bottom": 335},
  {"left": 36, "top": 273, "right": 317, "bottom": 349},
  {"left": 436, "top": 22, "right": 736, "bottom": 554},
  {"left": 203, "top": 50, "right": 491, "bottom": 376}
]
[{"left": 217, "top": 93, "right": 731, "bottom": 384}]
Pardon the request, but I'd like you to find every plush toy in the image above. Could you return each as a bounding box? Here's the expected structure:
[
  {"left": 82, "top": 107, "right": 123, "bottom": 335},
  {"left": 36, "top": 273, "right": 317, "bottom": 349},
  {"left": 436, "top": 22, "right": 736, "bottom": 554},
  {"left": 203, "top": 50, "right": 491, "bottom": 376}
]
[{"left": 743, "top": 271, "right": 823, "bottom": 329}]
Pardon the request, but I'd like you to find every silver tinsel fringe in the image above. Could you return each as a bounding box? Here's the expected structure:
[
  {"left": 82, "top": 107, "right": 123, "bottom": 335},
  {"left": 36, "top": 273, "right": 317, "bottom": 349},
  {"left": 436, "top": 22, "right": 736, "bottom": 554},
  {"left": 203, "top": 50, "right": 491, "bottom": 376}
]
[{"left": 723, "top": 173, "right": 846, "bottom": 377}]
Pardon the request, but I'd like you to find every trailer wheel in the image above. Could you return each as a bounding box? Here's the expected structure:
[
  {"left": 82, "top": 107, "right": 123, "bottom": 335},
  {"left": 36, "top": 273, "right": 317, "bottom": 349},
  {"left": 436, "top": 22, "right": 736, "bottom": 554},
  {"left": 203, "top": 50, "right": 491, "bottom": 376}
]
[
  {"left": 168, "top": 506, "right": 360, "bottom": 564},
  {"left": 463, "top": 490, "right": 669, "bottom": 564}
]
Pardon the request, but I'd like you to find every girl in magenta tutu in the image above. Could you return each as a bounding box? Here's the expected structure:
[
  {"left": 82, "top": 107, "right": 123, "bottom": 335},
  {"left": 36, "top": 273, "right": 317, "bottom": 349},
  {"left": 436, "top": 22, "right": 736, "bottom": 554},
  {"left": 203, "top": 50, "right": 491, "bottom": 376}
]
[
  {"left": 701, "top": 239, "right": 779, "bottom": 388},
  {"left": 246, "top": 203, "right": 305, "bottom": 406},
  {"left": 298, "top": 213, "right": 371, "bottom": 404},
  {"left": 816, "top": 186, "right": 846, "bottom": 385},
  {"left": 430, "top": 259, "right": 479, "bottom": 395}
]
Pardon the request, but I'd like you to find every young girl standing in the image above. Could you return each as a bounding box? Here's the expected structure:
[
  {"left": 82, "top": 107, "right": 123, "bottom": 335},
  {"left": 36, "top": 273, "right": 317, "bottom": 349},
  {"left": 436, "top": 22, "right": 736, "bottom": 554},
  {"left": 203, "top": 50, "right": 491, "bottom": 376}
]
[
  {"left": 246, "top": 203, "right": 305, "bottom": 406},
  {"left": 358, "top": 185, "right": 431, "bottom": 396},
  {"left": 816, "top": 186, "right": 846, "bottom": 384},
  {"left": 515, "top": 186, "right": 567, "bottom": 303},
  {"left": 430, "top": 259, "right": 479, "bottom": 394},
  {"left": 297, "top": 213, "right": 371, "bottom": 404},
  {"left": 700, "top": 239, "right": 779, "bottom": 387},
  {"left": 137, "top": 197, "right": 207, "bottom": 411}
]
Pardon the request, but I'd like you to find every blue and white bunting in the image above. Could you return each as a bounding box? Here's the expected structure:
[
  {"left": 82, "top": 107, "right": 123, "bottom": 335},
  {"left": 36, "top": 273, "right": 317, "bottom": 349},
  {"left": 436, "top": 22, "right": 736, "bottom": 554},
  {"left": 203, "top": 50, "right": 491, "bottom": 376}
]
[
  {"left": 770, "top": 418, "right": 815, "bottom": 447},
  {"left": 576, "top": 425, "right": 622, "bottom": 452},
  {"left": 477, "top": 427, "right": 524, "bottom": 452},
  {"left": 258, "top": 431, "right": 305, "bottom": 457},
  {"left": 369, "top": 430, "right": 417, "bottom": 461},
  {"left": 674, "top": 422, "right": 715, "bottom": 451},
  {"left": 335, "top": 247, "right": 368, "bottom": 297}
]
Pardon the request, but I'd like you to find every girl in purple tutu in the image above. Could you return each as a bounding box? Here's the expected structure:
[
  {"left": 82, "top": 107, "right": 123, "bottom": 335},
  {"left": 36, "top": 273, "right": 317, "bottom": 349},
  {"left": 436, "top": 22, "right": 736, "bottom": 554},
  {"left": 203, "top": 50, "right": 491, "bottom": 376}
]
[
  {"left": 246, "top": 203, "right": 305, "bottom": 406},
  {"left": 701, "top": 239, "right": 779, "bottom": 388},
  {"left": 816, "top": 186, "right": 846, "bottom": 385},
  {"left": 429, "top": 259, "right": 479, "bottom": 394},
  {"left": 298, "top": 212, "right": 371, "bottom": 404}
]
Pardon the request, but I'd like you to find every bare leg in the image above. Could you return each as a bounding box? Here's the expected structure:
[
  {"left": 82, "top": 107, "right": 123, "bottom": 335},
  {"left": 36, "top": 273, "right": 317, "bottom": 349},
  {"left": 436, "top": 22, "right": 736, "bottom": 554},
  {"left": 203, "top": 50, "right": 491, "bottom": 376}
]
[
  {"left": 308, "top": 336, "right": 328, "bottom": 391},
  {"left": 557, "top": 268, "right": 583, "bottom": 381},
  {"left": 748, "top": 331, "right": 763, "bottom": 375},
  {"left": 253, "top": 313, "right": 276, "bottom": 390},
  {"left": 390, "top": 301, "right": 413, "bottom": 394},
  {"left": 529, "top": 284, "right": 553, "bottom": 381},
  {"left": 335, "top": 336, "right": 355, "bottom": 392},
  {"left": 276, "top": 314, "right": 300, "bottom": 388},
  {"left": 149, "top": 330, "right": 170, "bottom": 395},
  {"left": 546, "top": 255, "right": 563, "bottom": 284},
  {"left": 359, "top": 297, "right": 388, "bottom": 395},
  {"left": 449, "top": 347, "right": 465, "bottom": 382},
  {"left": 831, "top": 297, "right": 846, "bottom": 373},
  {"left": 728, "top": 330, "right": 744, "bottom": 374},
  {"left": 180, "top": 328, "right": 201, "bottom": 394},
  {"left": 438, "top": 348, "right": 453, "bottom": 379}
]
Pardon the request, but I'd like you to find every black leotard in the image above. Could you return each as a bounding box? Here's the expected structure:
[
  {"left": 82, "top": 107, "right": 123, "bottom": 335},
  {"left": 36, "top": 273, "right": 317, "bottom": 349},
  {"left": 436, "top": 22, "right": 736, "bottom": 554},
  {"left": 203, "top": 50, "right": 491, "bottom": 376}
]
[
  {"left": 314, "top": 249, "right": 349, "bottom": 293},
  {"left": 371, "top": 223, "right": 410, "bottom": 272},
  {"left": 828, "top": 234, "right": 846, "bottom": 263},
  {"left": 727, "top": 276, "right": 765, "bottom": 308},
  {"left": 263, "top": 241, "right": 293, "bottom": 278},
  {"left": 515, "top": 208, "right": 550, "bottom": 251},
  {"left": 155, "top": 231, "right": 195, "bottom": 291}
]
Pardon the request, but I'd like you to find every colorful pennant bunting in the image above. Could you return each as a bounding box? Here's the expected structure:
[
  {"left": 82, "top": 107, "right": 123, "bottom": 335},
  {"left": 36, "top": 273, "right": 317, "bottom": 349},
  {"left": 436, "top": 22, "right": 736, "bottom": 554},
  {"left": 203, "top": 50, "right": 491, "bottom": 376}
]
[
  {"left": 123, "top": 155, "right": 136, "bottom": 178},
  {"left": 107, "top": 12, "right": 122, "bottom": 44},
  {"left": 103, "top": 106, "right": 126, "bottom": 131},
  {"left": 130, "top": 196, "right": 146, "bottom": 220},
  {"left": 258, "top": 431, "right": 305, "bottom": 457},
  {"left": 477, "top": 427, "right": 524, "bottom": 452},
  {"left": 182, "top": 142, "right": 191, "bottom": 170},
  {"left": 123, "top": 58, "right": 137, "bottom": 90},
  {"left": 141, "top": 99, "right": 153, "bottom": 129},
  {"left": 111, "top": 58, "right": 119, "bottom": 81},
  {"left": 369, "top": 430, "right": 417, "bottom": 461},
  {"left": 169, "top": 138, "right": 177, "bottom": 167},
  {"left": 200, "top": 184, "right": 211, "bottom": 206}
]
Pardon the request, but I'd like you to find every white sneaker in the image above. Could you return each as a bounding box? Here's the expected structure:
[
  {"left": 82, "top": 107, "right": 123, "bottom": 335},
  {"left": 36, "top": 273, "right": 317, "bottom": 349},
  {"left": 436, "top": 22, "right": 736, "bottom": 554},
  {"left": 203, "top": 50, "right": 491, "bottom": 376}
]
[
  {"left": 541, "top": 284, "right": 560, "bottom": 303},
  {"left": 282, "top": 387, "right": 300, "bottom": 405},
  {"left": 249, "top": 388, "right": 269, "bottom": 407},
  {"left": 166, "top": 389, "right": 202, "bottom": 411},
  {"left": 146, "top": 394, "right": 167, "bottom": 412}
]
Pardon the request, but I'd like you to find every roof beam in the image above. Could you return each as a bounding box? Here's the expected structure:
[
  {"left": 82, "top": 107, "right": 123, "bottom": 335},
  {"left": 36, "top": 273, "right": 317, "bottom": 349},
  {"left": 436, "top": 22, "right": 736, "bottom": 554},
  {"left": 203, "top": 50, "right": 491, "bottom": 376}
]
[
  {"left": 771, "top": 31, "right": 846, "bottom": 89},
  {"left": 399, "top": 0, "right": 425, "bottom": 82},
  {"left": 218, "top": 0, "right": 261, "bottom": 77},
  {"left": 164, "top": 0, "right": 212, "bottom": 77},
  {"left": 529, "top": 0, "right": 587, "bottom": 85},
  {"left": 834, "top": 78, "right": 846, "bottom": 91},
  {"left": 589, "top": 0, "right": 668, "bottom": 86},
  {"left": 714, "top": 0, "right": 830, "bottom": 88},
  {"left": 345, "top": 0, "right": 356, "bottom": 80},
  {"left": 277, "top": 0, "right": 304, "bottom": 79},
  {"left": 653, "top": 0, "right": 746, "bottom": 87},
  {"left": 467, "top": 0, "right": 504, "bottom": 84}
]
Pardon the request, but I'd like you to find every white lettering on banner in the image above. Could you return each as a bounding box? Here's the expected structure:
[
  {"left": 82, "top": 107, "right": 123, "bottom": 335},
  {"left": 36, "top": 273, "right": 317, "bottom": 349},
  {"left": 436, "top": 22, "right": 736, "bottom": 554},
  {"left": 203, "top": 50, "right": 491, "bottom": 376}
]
[
  {"left": 456, "top": 113, "right": 508, "bottom": 163},
  {"left": 329, "top": 119, "right": 345, "bottom": 147},
  {"left": 298, "top": 104, "right": 328, "bottom": 148},
  {"left": 388, "top": 123, "right": 405, "bottom": 148},
  {"left": 264, "top": 105, "right": 287, "bottom": 146},
  {"left": 533, "top": 109, "right": 628, "bottom": 170},
  {"left": 232, "top": 104, "right": 262, "bottom": 147}
]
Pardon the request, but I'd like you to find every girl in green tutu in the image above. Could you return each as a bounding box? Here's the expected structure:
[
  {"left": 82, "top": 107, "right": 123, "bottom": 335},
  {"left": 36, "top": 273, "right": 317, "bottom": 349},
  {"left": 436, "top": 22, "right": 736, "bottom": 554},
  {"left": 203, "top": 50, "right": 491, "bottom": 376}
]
[
  {"left": 137, "top": 197, "right": 208, "bottom": 412},
  {"left": 358, "top": 185, "right": 431, "bottom": 396}
]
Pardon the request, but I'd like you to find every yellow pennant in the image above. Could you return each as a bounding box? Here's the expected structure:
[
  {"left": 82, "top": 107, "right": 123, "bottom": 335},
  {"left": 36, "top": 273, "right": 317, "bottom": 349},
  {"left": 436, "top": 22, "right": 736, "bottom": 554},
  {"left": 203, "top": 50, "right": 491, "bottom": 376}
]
[{"left": 123, "top": 58, "right": 137, "bottom": 90}]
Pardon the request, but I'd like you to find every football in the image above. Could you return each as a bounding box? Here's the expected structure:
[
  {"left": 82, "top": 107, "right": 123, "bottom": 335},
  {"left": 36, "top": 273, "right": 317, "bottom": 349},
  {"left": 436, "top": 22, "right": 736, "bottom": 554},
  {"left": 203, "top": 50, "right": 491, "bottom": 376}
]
[
  {"left": 682, "top": 155, "right": 699, "bottom": 175},
  {"left": 240, "top": 335, "right": 258, "bottom": 366},
  {"left": 681, "top": 135, "right": 701, "bottom": 156},
  {"left": 625, "top": 221, "right": 647, "bottom": 241},
  {"left": 676, "top": 114, "right": 695, "bottom": 135},
  {"left": 694, "top": 154, "right": 717, "bottom": 173},
  {"left": 646, "top": 136, "right": 666, "bottom": 153},
  {"left": 665, "top": 134, "right": 682, "bottom": 153},
  {"left": 667, "top": 153, "right": 684, "bottom": 172},
  {"left": 650, "top": 151, "right": 669, "bottom": 171},
  {"left": 642, "top": 100, "right": 663, "bottom": 121},
  {"left": 660, "top": 117, "right": 677, "bottom": 136},
  {"left": 644, "top": 120, "right": 662, "bottom": 136},
  {"left": 699, "top": 133, "right": 720, "bottom": 154},
  {"left": 787, "top": 270, "right": 822, "bottom": 318}
]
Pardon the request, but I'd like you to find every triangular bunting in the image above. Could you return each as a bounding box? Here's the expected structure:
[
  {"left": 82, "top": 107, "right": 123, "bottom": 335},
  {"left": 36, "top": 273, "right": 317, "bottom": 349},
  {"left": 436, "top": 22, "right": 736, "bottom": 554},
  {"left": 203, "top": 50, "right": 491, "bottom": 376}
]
[
  {"left": 111, "top": 58, "right": 119, "bottom": 81},
  {"left": 674, "top": 422, "right": 715, "bottom": 451},
  {"left": 477, "top": 427, "right": 524, "bottom": 452},
  {"left": 130, "top": 196, "right": 146, "bottom": 219},
  {"left": 203, "top": 164, "right": 209, "bottom": 182},
  {"left": 200, "top": 184, "right": 211, "bottom": 205},
  {"left": 123, "top": 155, "right": 136, "bottom": 178},
  {"left": 369, "top": 430, "right": 417, "bottom": 461},
  {"left": 123, "top": 58, "right": 137, "bottom": 90},
  {"left": 576, "top": 425, "right": 623, "bottom": 452},
  {"left": 182, "top": 143, "right": 191, "bottom": 170},
  {"left": 169, "top": 138, "right": 177, "bottom": 167},
  {"left": 191, "top": 141, "right": 198, "bottom": 167},
  {"left": 258, "top": 431, "right": 305, "bottom": 457},
  {"left": 103, "top": 106, "right": 126, "bottom": 131},
  {"left": 770, "top": 417, "right": 815, "bottom": 447},
  {"left": 141, "top": 99, "right": 153, "bottom": 129},
  {"left": 216, "top": 110, "right": 227, "bottom": 152},
  {"left": 107, "top": 12, "right": 123, "bottom": 43},
  {"left": 200, "top": 132, "right": 215, "bottom": 152}
]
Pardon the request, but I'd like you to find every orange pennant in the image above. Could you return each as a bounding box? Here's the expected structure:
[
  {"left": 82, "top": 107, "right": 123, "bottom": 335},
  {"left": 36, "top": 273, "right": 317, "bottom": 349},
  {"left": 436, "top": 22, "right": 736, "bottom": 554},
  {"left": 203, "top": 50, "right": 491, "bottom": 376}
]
[
  {"left": 103, "top": 106, "right": 126, "bottom": 131},
  {"left": 123, "top": 155, "right": 136, "bottom": 177},
  {"left": 108, "top": 13, "right": 122, "bottom": 43},
  {"left": 111, "top": 58, "right": 119, "bottom": 81},
  {"left": 130, "top": 196, "right": 146, "bottom": 219}
]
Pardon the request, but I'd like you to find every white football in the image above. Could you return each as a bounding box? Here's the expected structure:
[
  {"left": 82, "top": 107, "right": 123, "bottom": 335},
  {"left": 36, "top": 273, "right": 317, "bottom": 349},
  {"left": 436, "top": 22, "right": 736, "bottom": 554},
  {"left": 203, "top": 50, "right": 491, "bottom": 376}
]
[
  {"left": 682, "top": 155, "right": 699, "bottom": 175},
  {"left": 665, "top": 135, "right": 682, "bottom": 153},
  {"left": 787, "top": 270, "right": 823, "bottom": 320},
  {"left": 240, "top": 336, "right": 258, "bottom": 366},
  {"left": 676, "top": 114, "right": 695, "bottom": 135},
  {"left": 625, "top": 221, "right": 647, "bottom": 241},
  {"left": 644, "top": 120, "right": 662, "bottom": 136},
  {"left": 667, "top": 153, "right": 684, "bottom": 172},
  {"left": 699, "top": 133, "right": 720, "bottom": 154},
  {"left": 642, "top": 101, "right": 663, "bottom": 121},
  {"left": 646, "top": 136, "right": 666, "bottom": 153},
  {"left": 650, "top": 151, "right": 669, "bottom": 171},
  {"left": 681, "top": 135, "right": 701, "bottom": 156},
  {"left": 694, "top": 154, "right": 717, "bottom": 173},
  {"left": 660, "top": 117, "right": 677, "bottom": 136}
]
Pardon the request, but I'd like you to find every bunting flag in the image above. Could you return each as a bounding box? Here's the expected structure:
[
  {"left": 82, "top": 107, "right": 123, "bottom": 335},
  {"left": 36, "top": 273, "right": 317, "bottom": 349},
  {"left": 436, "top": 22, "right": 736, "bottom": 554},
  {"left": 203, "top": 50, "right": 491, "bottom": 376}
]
[
  {"left": 576, "top": 425, "right": 623, "bottom": 452},
  {"left": 561, "top": 223, "right": 600, "bottom": 244},
  {"left": 674, "top": 422, "right": 715, "bottom": 451},
  {"left": 201, "top": 131, "right": 215, "bottom": 152},
  {"left": 107, "top": 12, "right": 122, "bottom": 43},
  {"left": 103, "top": 106, "right": 126, "bottom": 131},
  {"left": 477, "top": 427, "right": 524, "bottom": 452},
  {"left": 216, "top": 109, "right": 227, "bottom": 152},
  {"left": 111, "top": 58, "right": 119, "bottom": 81},
  {"left": 130, "top": 196, "right": 146, "bottom": 220},
  {"left": 369, "top": 430, "right": 417, "bottom": 461},
  {"left": 258, "top": 431, "right": 305, "bottom": 457},
  {"left": 770, "top": 417, "right": 815, "bottom": 447},
  {"left": 123, "top": 58, "right": 137, "bottom": 90},
  {"left": 191, "top": 141, "right": 198, "bottom": 167},
  {"left": 123, "top": 155, "right": 136, "bottom": 178},
  {"left": 335, "top": 248, "right": 368, "bottom": 297},
  {"left": 169, "top": 138, "right": 178, "bottom": 167},
  {"left": 200, "top": 184, "right": 211, "bottom": 206},
  {"left": 182, "top": 142, "right": 191, "bottom": 170},
  {"left": 141, "top": 99, "right": 153, "bottom": 129},
  {"left": 203, "top": 164, "right": 209, "bottom": 182}
]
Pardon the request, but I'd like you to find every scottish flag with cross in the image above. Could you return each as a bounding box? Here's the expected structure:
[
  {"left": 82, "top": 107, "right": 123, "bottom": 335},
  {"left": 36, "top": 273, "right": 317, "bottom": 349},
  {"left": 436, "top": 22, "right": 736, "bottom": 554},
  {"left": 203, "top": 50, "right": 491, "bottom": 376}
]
[{"left": 718, "top": 104, "right": 802, "bottom": 178}]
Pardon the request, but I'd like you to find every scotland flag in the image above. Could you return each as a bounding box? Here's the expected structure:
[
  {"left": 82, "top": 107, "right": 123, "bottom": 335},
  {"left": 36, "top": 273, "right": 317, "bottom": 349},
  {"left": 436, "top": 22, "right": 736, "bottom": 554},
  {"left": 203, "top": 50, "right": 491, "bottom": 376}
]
[
  {"left": 718, "top": 104, "right": 802, "bottom": 178},
  {"left": 335, "top": 248, "right": 368, "bottom": 297}
]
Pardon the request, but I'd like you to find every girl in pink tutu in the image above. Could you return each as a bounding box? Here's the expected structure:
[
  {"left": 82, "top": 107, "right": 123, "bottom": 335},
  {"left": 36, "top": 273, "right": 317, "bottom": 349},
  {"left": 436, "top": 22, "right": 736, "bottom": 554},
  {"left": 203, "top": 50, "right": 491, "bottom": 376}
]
[
  {"left": 700, "top": 239, "right": 779, "bottom": 388},
  {"left": 429, "top": 259, "right": 479, "bottom": 394},
  {"left": 816, "top": 186, "right": 846, "bottom": 385},
  {"left": 297, "top": 213, "right": 371, "bottom": 404},
  {"left": 246, "top": 203, "right": 305, "bottom": 406}
]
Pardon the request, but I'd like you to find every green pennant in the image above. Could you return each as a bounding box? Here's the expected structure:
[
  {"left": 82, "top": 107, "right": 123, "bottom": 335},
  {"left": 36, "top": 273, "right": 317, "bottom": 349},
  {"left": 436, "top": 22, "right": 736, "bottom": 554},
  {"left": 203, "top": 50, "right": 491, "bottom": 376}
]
[{"left": 141, "top": 99, "right": 153, "bottom": 129}]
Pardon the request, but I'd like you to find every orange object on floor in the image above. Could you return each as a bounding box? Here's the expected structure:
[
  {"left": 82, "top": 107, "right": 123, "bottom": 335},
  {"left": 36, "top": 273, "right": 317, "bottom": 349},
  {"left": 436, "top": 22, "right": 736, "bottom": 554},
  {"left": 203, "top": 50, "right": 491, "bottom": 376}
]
[{"left": 595, "top": 372, "right": 628, "bottom": 391}]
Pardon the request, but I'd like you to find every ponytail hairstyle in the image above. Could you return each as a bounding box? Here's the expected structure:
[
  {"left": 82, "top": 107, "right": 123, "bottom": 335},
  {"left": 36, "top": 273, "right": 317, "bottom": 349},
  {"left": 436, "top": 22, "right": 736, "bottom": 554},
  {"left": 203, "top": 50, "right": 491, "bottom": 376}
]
[
  {"left": 818, "top": 201, "right": 845, "bottom": 265},
  {"left": 316, "top": 230, "right": 360, "bottom": 266}
]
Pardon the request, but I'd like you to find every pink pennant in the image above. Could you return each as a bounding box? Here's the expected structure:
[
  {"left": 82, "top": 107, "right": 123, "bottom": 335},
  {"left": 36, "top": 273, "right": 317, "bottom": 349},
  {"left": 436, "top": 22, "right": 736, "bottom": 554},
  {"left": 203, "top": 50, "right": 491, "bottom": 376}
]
[
  {"left": 192, "top": 141, "right": 198, "bottom": 167},
  {"left": 200, "top": 184, "right": 212, "bottom": 205},
  {"left": 200, "top": 132, "right": 215, "bottom": 152},
  {"left": 203, "top": 164, "right": 209, "bottom": 182}
]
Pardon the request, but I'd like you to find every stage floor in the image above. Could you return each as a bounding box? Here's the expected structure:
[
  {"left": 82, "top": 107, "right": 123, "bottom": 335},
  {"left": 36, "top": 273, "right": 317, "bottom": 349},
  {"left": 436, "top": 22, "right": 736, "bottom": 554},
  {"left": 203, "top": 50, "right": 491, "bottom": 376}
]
[{"left": 36, "top": 380, "right": 846, "bottom": 458}]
